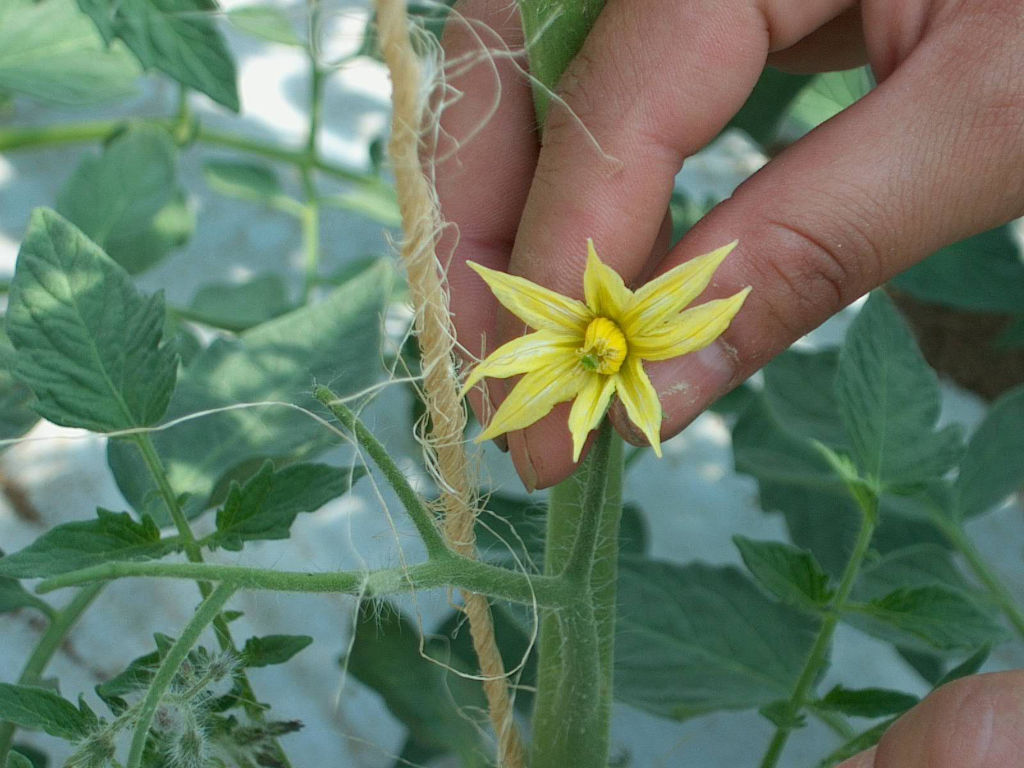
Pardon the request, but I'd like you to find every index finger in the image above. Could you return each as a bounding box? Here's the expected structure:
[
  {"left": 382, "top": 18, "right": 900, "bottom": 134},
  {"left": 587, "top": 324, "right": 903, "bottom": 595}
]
[{"left": 504, "top": 0, "right": 853, "bottom": 487}]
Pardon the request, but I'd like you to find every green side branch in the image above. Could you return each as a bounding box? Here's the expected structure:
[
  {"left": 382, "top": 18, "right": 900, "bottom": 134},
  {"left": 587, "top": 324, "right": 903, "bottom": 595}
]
[
  {"left": 35, "top": 554, "right": 571, "bottom": 608},
  {"left": 315, "top": 386, "right": 451, "bottom": 558},
  {"left": 758, "top": 489, "right": 880, "bottom": 768},
  {"left": 126, "top": 583, "right": 237, "bottom": 768},
  {"left": 0, "top": 583, "right": 104, "bottom": 766}
]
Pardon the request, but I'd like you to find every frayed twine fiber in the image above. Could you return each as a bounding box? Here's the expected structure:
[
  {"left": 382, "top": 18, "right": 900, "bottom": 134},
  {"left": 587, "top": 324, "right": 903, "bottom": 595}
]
[{"left": 374, "top": 1, "right": 526, "bottom": 765}]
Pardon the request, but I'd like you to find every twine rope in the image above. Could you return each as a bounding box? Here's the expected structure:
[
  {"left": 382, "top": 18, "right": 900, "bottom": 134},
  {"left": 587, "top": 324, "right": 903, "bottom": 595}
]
[{"left": 374, "top": 1, "right": 526, "bottom": 765}]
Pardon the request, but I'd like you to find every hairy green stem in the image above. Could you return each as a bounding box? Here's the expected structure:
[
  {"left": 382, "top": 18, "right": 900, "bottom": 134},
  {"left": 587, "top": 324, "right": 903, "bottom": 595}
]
[
  {"left": 132, "top": 435, "right": 293, "bottom": 765},
  {"left": 759, "top": 494, "right": 879, "bottom": 768},
  {"left": 35, "top": 554, "right": 570, "bottom": 607},
  {"left": 315, "top": 386, "right": 450, "bottom": 558},
  {"left": 125, "top": 583, "right": 236, "bottom": 768},
  {"left": 939, "top": 517, "right": 1024, "bottom": 641},
  {"left": 301, "top": 6, "right": 326, "bottom": 302},
  {"left": 517, "top": 0, "right": 606, "bottom": 124},
  {"left": 0, "top": 584, "right": 104, "bottom": 764},
  {"left": 532, "top": 422, "right": 623, "bottom": 768},
  {"left": 0, "top": 120, "right": 369, "bottom": 185}
]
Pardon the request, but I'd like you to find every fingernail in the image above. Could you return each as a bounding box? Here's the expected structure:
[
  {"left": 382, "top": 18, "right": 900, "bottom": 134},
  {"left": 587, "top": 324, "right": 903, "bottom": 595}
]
[
  {"left": 609, "top": 400, "right": 647, "bottom": 446},
  {"left": 508, "top": 431, "right": 538, "bottom": 492},
  {"left": 836, "top": 746, "right": 876, "bottom": 768},
  {"left": 649, "top": 341, "right": 738, "bottom": 427}
]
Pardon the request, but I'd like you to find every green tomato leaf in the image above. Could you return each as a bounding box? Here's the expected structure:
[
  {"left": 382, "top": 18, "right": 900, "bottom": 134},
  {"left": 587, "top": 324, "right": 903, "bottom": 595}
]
[
  {"left": 762, "top": 348, "right": 847, "bottom": 448},
  {"left": 955, "top": 386, "right": 1024, "bottom": 519},
  {"left": 210, "top": 461, "right": 364, "bottom": 551},
  {"left": 203, "top": 160, "right": 286, "bottom": 205},
  {"left": 836, "top": 292, "right": 963, "bottom": 488},
  {"left": 226, "top": 5, "right": 303, "bottom": 46},
  {"left": 6, "top": 750, "right": 34, "bottom": 768},
  {"left": 57, "top": 125, "right": 193, "bottom": 275},
  {"left": 614, "top": 558, "right": 819, "bottom": 719},
  {"left": 475, "top": 492, "right": 647, "bottom": 570},
  {"left": 853, "top": 543, "right": 978, "bottom": 602},
  {"left": 6, "top": 208, "right": 179, "bottom": 432},
  {"left": 0, "top": 684, "right": 93, "bottom": 740},
  {"left": 817, "top": 685, "right": 919, "bottom": 718},
  {"left": 733, "top": 397, "right": 951, "bottom": 576},
  {"left": 845, "top": 585, "right": 1007, "bottom": 653},
  {"left": 0, "top": 326, "right": 39, "bottom": 444},
  {"left": 0, "top": 0, "right": 140, "bottom": 105},
  {"left": 733, "top": 536, "right": 832, "bottom": 611},
  {"left": 817, "top": 718, "right": 896, "bottom": 768},
  {"left": 344, "top": 600, "right": 489, "bottom": 767},
  {"left": 0, "top": 577, "right": 47, "bottom": 615},
  {"left": 241, "top": 634, "right": 313, "bottom": 668},
  {"left": 0, "top": 509, "right": 178, "bottom": 578},
  {"left": 934, "top": 646, "right": 990, "bottom": 688},
  {"left": 76, "top": 0, "right": 239, "bottom": 110},
  {"left": 890, "top": 225, "right": 1024, "bottom": 314},
  {"left": 187, "top": 273, "right": 292, "bottom": 332},
  {"left": 107, "top": 260, "right": 392, "bottom": 514}
]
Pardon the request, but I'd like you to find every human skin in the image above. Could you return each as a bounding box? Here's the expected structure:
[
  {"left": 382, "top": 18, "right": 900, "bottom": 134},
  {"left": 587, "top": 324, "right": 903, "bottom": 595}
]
[
  {"left": 437, "top": 0, "right": 1024, "bottom": 490},
  {"left": 437, "top": 2, "right": 1024, "bottom": 762},
  {"left": 835, "top": 671, "right": 1024, "bottom": 768}
]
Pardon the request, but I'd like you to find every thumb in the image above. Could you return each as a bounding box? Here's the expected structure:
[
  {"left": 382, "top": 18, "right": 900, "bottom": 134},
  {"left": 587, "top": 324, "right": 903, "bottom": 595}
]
[
  {"left": 612, "top": 14, "right": 1024, "bottom": 444},
  {"left": 837, "top": 671, "right": 1024, "bottom": 768}
]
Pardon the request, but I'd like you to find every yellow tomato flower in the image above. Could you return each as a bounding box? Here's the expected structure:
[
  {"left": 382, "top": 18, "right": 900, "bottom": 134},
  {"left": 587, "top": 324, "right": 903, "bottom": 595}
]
[{"left": 462, "top": 240, "right": 750, "bottom": 461}]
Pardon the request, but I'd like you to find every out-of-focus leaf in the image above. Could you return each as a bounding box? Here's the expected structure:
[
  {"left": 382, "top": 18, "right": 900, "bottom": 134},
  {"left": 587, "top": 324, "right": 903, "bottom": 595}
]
[
  {"left": 226, "top": 5, "right": 303, "bottom": 46},
  {"left": 784, "top": 67, "right": 872, "bottom": 137},
  {"left": 934, "top": 646, "right": 990, "bottom": 688},
  {"left": 0, "top": 577, "right": 47, "bottom": 615},
  {"left": 845, "top": 585, "right": 1006, "bottom": 653},
  {"left": 344, "top": 600, "right": 489, "bottom": 768},
  {"left": 0, "top": 684, "right": 94, "bottom": 740},
  {"left": 107, "top": 262, "right": 391, "bottom": 514},
  {"left": 241, "top": 635, "right": 313, "bottom": 668},
  {"left": 76, "top": 0, "right": 239, "bottom": 110},
  {"left": 836, "top": 292, "right": 963, "bottom": 488},
  {"left": 322, "top": 182, "right": 401, "bottom": 228},
  {"left": 733, "top": 536, "right": 832, "bottom": 611},
  {"left": 187, "top": 273, "right": 293, "bottom": 332},
  {"left": 6, "top": 749, "right": 35, "bottom": 768},
  {"left": 57, "top": 125, "right": 193, "bottom": 274},
  {"left": 615, "top": 558, "right": 819, "bottom": 719},
  {"left": 727, "top": 68, "right": 813, "bottom": 146},
  {"left": 0, "top": 509, "right": 178, "bottom": 578},
  {"left": 209, "top": 461, "right": 364, "bottom": 551},
  {"left": 817, "top": 685, "right": 918, "bottom": 718},
  {"left": 6, "top": 209, "right": 178, "bottom": 432},
  {"left": 955, "top": 386, "right": 1024, "bottom": 518},
  {"left": 995, "top": 317, "right": 1024, "bottom": 349},
  {"left": 890, "top": 225, "right": 1024, "bottom": 314},
  {"left": 0, "top": 0, "right": 140, "bottom": 105},
  {"left": 203, "top": 161, "right": 288, "bottom": 206},
  {"left": 817, "top": 718, "right": 896, "bottom": 768}
]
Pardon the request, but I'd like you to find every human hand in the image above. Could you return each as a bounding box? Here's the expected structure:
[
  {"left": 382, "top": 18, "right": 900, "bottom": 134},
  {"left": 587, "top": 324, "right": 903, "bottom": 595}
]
[
  {"left": 837, "top": 671, "right": 1024, "bottom": 767},
  {"left": 438, "top": 0, "right": 1024, "bottom": 490}
]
